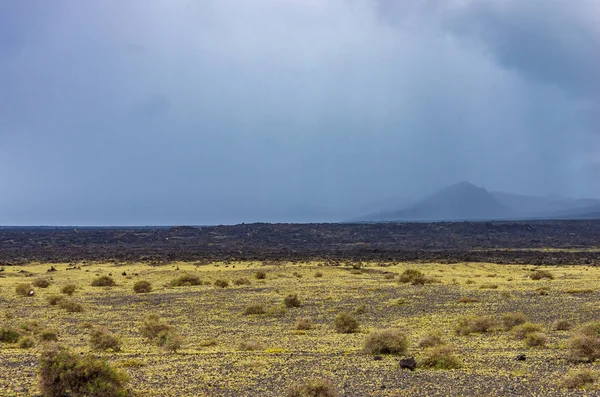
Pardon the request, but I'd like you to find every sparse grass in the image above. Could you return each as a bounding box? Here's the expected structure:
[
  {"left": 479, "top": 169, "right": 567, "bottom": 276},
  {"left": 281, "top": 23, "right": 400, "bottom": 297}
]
[
  {"left": 19, "top": 336, "right": 35, "bottom": 349},
  {"left": 354, "top": 304, "right": 367, "bottom": 315},
  {"left": 455, "top": 316, "right": 494, "bottom": 335},
  {"left": 314, "top": 271, "right": 323, "bottom": 278},
  {"left": 39, "top": 329, "right": 59, "bottom": 342},
  {"left": 334, "top": 312, "right": 359, "bottom": 334},
  {"left": 133, "top": 280, "right": 152, "bottom": 293},
  {"left": 233, "top": 277, "right": 251, "bottom": 286},
  {"left": 458, "top": 297, "right": 479, "bottom": 303},
  {"left": 255, "top": 270, "right": 267, "bottom": 280},
  {"left": 363, "top": 328, "right": 408, "bottom": 355},
  {"left": 0, "top": 328, "right": 20, "bottom": 343},
  {"left": 479, "top": 284, "right": 498, "bottom": 289},
  {"left": 91, "top": 275, "right": 116, "bottom": 287},
  {"left": 419, "top": 345, "right": 462, "bottom": 369},
  {"left": 239, "top": 340, "right": 266, "bottom": 351},
  {"left": 553, "top": 319, "right": 574, "bottom": 331},
  {"left": 565, "top": 288, "right": 595, "bottom": 294},
  {"left": 286, "top": 378, "right": 339, "bottom": 397},
  {"left": 512, "top": 323, "right": 544, "bottom": 340}
]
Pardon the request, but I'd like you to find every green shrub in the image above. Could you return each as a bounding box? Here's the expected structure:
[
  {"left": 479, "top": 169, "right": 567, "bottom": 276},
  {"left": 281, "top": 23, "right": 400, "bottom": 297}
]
[
  {"left": 512, "top": 323, "right": 544, "bottom": 340},
  {"left": 19, "top": 336, "right": 35, "bottom": 349},
  {"left": 61, "top": 284, "right": 77, "bottom": 296},
  {"left": 295, "top": 317, "right": 313, "bottom": 331},
  {"left": 559, "top": 368, "right": 597, "bottom": 389},
  {"left": 419, "top": 345, "right": 462, "bottom": 369},
  {"left": 501, "top": 312, "right": 527, "bottom": 330},
  {"left": 334, "top": 312, "right": 359, "bottom": 334},
  {"left": 363, "top": 328, "right": 408, "bottom": 355},
  {"left": 0, "top": 328, "right": 21, "bottom": 343},
  {"left": 15, "top": 283, "right": 33, "bottom": 297},
  {"left": 255, "top": 270, "right": 267, "bottom": 280},
  {"left": 455, "top": 316, "right": 494, "bottom": 335},
  {"left": 284, "top": 294, "right": 301, "bottom": 308},
  {"left": 169, "top": 274, "right": 201, "bottom": 287},
  {"left": 58, "top": 298, "right": 84, "bottom": 313},
  {"left": 47, "top": 295, "right": 64, "bottom": 306},
  {"left": 286, "top": 378, "right": 339, "bottom": 397},
  {"left": 90, "top": 328, "right": 121, "bottom": 352},
  {"left": 233, "top": 278, "right": 251, "bottom": 286},
  {"left": 418, "top": 332, "right": 445, "bottom": 348},
  {"left": 38, "top": 345, "right": 130, "bottom": 397},
  {"left": 91, "top": 276, "right": 116, "bottom": 287},
  {"left": 133, "top": 280, "right": 152, "bottom": 293},
  {"left": 243, "top": 304, "right": 266, "bottom": 315},
  {"left": 33, "top": 279, "right": 51, "bottom": 288},
  {"left": 214, "top": 279, "right": 229, "bottom": 288},
  {"left": 530, "top": 270, "right": 553, "bottom": 280}
]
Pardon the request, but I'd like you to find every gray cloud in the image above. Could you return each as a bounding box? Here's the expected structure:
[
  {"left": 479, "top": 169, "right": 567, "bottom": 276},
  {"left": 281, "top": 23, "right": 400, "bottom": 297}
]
[{"left": 0, "top": 0, "right": 598, "bottom": 225}]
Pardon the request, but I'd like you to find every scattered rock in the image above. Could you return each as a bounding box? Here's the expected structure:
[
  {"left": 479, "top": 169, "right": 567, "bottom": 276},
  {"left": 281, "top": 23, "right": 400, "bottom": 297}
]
[
  {"left": 399, "top": 357, "right": 416, "bottom": 371},
  {"left": 515, "top": 354, "right": 526, "bottom": 361}
]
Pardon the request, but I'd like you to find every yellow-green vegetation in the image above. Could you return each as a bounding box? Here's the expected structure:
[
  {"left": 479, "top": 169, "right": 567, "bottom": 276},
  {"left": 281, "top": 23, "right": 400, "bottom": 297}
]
[
  {"left": 286, "top": 378, "right": 338, "bottom": 397},
  {"left": 2, "top": 261, "right": 600, "bottom": 395}
]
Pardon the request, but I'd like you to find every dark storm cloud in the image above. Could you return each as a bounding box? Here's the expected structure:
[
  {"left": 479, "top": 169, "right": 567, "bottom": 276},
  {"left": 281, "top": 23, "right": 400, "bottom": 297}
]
[{"left": 0, "top": 0, "right": 598, "bottom": 225}]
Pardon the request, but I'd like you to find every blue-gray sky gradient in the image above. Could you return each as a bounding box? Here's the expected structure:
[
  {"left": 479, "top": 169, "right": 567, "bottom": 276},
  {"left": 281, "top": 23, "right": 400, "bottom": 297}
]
[{"left": 1, "top": 0, "right": 599, "bottom": 225}]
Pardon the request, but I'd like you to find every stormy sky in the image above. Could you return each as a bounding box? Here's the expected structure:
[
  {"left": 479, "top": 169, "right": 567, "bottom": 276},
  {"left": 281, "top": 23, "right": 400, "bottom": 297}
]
[{"left": 1, "top": 0, "right": 599, "bottom": 225}]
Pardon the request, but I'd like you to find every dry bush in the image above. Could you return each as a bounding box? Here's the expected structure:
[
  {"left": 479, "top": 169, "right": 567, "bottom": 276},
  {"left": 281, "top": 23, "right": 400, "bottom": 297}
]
[
  {"left": 214, "top": 279, "right": 229, "bottom": 288},
  {"left": 524, "top": 332, "right": 548, "bottom": 348},
  {"left": 38, "top": 345, "right": 130, "bottom": 397},
  {"left": 91, "top": 276, "right": 116, "bottom": 287},
  {"left": 233, "top": 278, "right": 251, "bottom": 286},
  {"left": 15, "top": 283, "right": 33, "bottom": 297},
  {"left": 418, "top": 333, "right": 445, "bottom": 348},
  {"left": 363, "top": 328, "right": 408, "bottom": 355},
  {"left": 33, "top": 279, "right": 51, "bottom": 288},
  {"left": 90, "top": 327, "right": 121, "bottom": 352},
  {"left": 314, "top": 272, "right": 323, "bottom": 278},
  {"left": 156, "top": 329, "right": 183, "bottom": 353},
  {"left": 354, "top": 304, "right": 367, "bottom": 315},
  {"left": 61, "top": 284, "right": 77, "bottom": 296},
  {"left": 169, "top": 274, "right": 201, "bottom": 287},
  {"left": 334, "top": 312, "right": 359, "bottom": 334},
  {"left": 255, "top": 270, "right": 267, "bottom": 280},
  {"left": 47, "top": 295, "right": 64, "bottom": 306},
  {"left": 553, "top": 319, "right": 575, "bottom": 331},
  {"left": 512, "top": 323, "right": 544, "bottom": 340},
  {"left": 419, "top": 345, "right": 462, "bottom": 369},
  {"left": 568, "top": 322, "right": 600, "bottom": 362},
  {"left": 133, "top": 280, "right": 152, "bottom": 293},
  {"left": 559, "top": 368, "right": 598, "bottom": 389},
  {"left": 479, "top": 284, "right": 498, "bottom": 289},
  {"left": 0, "top": 328, "right": 20, "bottom": 343},
  {"left": 295, "top": 317, "right": 313, "bottom": 331},
  {"left": 139, "top": 314, "right": 172, "bottom": 340},
  {"left": 286, "top": 378, "right": 339, "bottom": 397},
  {"left": 244, "top": 304, "right": 266, "bottom": 315},
  {"left": 530, "top": 270, "right": 553, "bottom": 280},
  {"left": 20, "top": 320, "right": 41, "bottom": 334},
  {"left": 284, "top": 294, "right": 302, "bottom": 308},
  {"left": 266, "top": 306, "right": 287, "bottom": 318},
  {"left": 501, "top": 312, "right": 527, "bottom": 330},
  {"left": 398, "top": 269, "right": 435, "bottom": 285},
  {"left": 384, "top": 273, "right": 396, "bottom": 280},
  {"left": 19, "top": 336, "right": 35, "bottom": 349},
  {"left": 455, "top": 316, "right": 495, "bottom": 335},
  {"left": 198, "top": 339, "right": 218, "bottom": 347},
  {"left": 39, "top": 329, "right": 59, "bottom": 342},
  {"left": 239, "top": 340, "right": 266, "bottom": 351},
  {"left": 58, "top": 299, "right": 84, "bottom": 313}
]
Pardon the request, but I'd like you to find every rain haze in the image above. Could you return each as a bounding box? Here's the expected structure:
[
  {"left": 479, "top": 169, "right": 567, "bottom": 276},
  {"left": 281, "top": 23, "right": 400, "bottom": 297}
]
[{"left": 1, "top": 0, "right": 599, "bottom": 225}]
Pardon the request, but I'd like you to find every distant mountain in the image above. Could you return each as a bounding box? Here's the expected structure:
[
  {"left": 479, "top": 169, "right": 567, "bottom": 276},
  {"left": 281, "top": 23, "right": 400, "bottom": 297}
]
[
  {"left": 491, "top": 192, "right": 600, "bottom": 214},
  {"left": 362, "top": 182, "right": 513, "bottom": 222}
]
